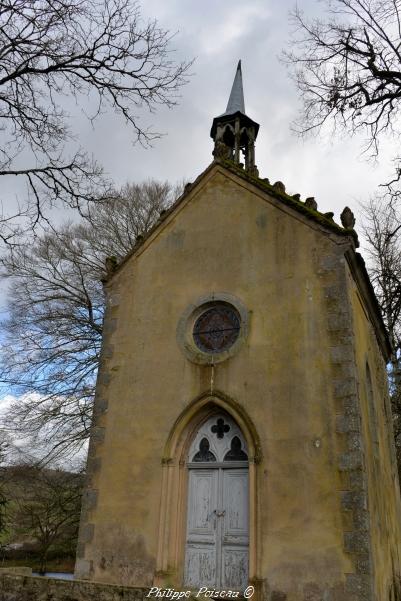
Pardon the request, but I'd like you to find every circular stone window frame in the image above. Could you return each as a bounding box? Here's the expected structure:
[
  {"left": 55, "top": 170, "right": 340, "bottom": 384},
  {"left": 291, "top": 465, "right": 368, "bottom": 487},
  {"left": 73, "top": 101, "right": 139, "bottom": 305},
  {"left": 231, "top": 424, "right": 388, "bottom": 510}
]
[{"left": 176, "top": 293, "right": 249, "bottom": 365}]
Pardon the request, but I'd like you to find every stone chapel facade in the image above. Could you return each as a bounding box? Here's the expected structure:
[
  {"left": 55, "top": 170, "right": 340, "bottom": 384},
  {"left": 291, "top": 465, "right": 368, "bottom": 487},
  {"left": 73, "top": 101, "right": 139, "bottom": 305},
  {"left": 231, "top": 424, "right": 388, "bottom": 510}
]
[{"left": 75, "top": 62, "right": 401, "bottom": 600}]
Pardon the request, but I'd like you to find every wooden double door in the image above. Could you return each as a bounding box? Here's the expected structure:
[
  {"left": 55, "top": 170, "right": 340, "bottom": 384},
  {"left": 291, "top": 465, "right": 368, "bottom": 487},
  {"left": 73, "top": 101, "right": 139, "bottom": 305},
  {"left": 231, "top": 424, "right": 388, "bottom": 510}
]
[{"left": 184, "top": 415, "right": 249, "bottom": 590}]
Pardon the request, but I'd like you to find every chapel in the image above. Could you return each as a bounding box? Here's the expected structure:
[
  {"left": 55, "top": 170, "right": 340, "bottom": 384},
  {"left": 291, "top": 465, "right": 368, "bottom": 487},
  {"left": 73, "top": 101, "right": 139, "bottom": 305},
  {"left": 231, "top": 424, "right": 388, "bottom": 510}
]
[{"left": 75, "top": 62, "right": 401, "bottom": 601}]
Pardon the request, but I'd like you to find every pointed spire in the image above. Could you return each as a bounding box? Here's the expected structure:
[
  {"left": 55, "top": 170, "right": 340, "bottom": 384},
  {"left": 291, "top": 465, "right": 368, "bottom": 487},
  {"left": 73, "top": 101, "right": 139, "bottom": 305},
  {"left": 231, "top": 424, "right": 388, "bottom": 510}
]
[
  {"left": 224, "top": 60, "right": 245, "bottom": 116},
  {"left": 210, "top": 60, "right": 259, "bottom": 177}
]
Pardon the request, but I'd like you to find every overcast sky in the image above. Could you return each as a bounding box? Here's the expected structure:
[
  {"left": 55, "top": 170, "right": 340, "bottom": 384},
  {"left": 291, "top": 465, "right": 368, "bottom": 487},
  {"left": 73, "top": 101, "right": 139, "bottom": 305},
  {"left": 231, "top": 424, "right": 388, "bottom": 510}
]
[
  {"left": 1, "top": 0, "right": 398, "bottom": 318},
  {"left": 1, "top": 0, "right": 397, "bottom": 321},
  {"left": 72, "top": 0, "right": 396, "bottom": 221},
  {"left": 1, "top": 0, "right": 397, "bottom": 253},
  {"left": 1, "top": 0, "right": 400, "bottom": 461}
]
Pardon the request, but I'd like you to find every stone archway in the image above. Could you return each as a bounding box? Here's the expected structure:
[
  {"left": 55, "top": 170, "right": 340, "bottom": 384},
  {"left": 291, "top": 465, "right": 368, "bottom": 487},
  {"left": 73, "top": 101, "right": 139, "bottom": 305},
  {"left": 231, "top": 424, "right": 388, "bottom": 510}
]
[{"left": 155, "top": 391, "right": 262, "bottom": 595}]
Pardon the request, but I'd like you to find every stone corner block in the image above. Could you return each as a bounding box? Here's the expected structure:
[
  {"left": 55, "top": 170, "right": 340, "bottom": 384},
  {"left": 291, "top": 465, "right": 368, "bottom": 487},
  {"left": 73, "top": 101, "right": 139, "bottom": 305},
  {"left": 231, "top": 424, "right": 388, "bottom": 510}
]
[
  {"left": 339, "top": 450, "right": 363, "bottom": 471},
  {"left": 74, "top": 558, "right": 93, "bottom": 580},
  {"left": 344, "top": 531, "right": 370, "bottom": 554},
  {"left": 80, "top": 522, "right": 95, "bottom": 544},
  {"left": 345, "top": 573, "right": 372, "bottom": 598},
  {"left": 91, "top": 426, "right": 106, "bottom": 443}
]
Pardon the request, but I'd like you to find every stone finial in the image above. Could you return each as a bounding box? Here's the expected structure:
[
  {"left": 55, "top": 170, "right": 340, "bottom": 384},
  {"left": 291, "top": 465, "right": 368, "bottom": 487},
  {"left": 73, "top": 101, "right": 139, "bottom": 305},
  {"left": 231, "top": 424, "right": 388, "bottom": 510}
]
[
  {"left": 248, "top": 165, "right": 259, "bottom": 178},
  {"left": 213, "top": 140, "right": 233, "bottom": 161},
  {"left": 305, "top": 197, "right": 318, "bottom": 211},
  {"left": 273, "top": 181, "right": 286, "bottom": 193},
  {"left": 292, "top": 193, "right": 301, "bottom": 202},
  {"left": 324, "top": 212, "right": 335, "bottom": 222},
  {"left": 340, "top": 207, "right": 356, "bottom": 229}
]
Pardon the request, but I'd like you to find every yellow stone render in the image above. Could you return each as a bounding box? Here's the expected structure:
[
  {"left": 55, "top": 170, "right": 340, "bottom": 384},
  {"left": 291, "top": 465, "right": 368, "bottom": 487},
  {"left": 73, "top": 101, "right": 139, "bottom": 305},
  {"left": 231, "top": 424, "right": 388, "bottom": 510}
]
[{"left": 76, "top": 164, "right": 401, "bottom": 600}]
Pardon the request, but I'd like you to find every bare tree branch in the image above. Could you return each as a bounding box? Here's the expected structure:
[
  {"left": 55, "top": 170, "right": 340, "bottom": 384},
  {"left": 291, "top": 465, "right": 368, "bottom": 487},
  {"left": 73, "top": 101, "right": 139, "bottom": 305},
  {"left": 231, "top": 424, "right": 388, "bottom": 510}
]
[
  {"left": 0, "top": 179, "right": 182, "bottom": 461},
  {"left": 0, "top": 0, "right": 191, "bottom": 242},
  {"left": 361, "top": 194, "right": 401, "bottom": 479},
  {"left": 283, "top": 0, "right": 401, "bottom": 183},
  {"left": 4, "top": 463, "right": 82, "bottom": 573}
]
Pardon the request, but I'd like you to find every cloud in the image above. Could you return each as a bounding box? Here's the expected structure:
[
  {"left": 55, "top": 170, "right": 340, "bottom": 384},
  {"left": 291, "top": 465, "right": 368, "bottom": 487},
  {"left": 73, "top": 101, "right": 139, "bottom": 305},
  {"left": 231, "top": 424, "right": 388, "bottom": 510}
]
[
  {"left": 1, "top": 0, "right": 395, "bottom": 233},
  {"left": 198, "top": 3, "right": 271, "bottom": 56},
  {"left": 1, "top": 0, "right": 400, "bottom": 472}
]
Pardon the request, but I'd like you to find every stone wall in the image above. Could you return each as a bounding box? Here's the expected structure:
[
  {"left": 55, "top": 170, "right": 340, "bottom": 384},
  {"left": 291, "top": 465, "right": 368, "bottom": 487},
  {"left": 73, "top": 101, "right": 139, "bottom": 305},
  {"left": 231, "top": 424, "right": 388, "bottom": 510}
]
[
  {"left": 0, "top": 569, "right": 32, "bottom": 577},
  {"left": 76, "top": 163, "right": 357, "bottom": 596},
  {"left": 0, "top": 573, "right": 149, "bottom": 601}
]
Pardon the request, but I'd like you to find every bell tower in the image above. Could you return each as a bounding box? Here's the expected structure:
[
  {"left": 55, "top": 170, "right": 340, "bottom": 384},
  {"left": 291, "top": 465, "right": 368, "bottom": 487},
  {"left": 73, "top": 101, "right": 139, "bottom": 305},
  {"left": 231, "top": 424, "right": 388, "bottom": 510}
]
[{"left": 210, "top": 60, "right": 260, "bottom": 177}]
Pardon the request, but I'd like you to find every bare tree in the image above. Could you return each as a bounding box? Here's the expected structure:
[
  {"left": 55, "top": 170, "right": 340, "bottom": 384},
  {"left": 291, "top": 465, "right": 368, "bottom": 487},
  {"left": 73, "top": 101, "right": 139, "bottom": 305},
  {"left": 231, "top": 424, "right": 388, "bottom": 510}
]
[
  {"left": 0, "top": 0, "right": 191, "bottom": 243},
  {"left": 362, "top": 197, "right": 401, "bottom": 369},
  {"left": 0, "top": 433, "right": 23, "bottom": 554},
  {"left": 0, "top": 180, "right": 179, "bottom": 461},
  {"left": 85, "top": 180, "right": 183, "bottom": 258},
  {"left": 284, "top": 0, "right": 401, "bottom": 187},
  {"left": 7, "top": 464, "right": 83, "bottom": 573},
  {"left": 361, "top": 196, "right": 401, "bottom": 475},
  {"left": 285, "top": 0, "right": 401, "bottom": 478},
  {"left": 0, "top": 437, "right": 10, "bottom": 540}
]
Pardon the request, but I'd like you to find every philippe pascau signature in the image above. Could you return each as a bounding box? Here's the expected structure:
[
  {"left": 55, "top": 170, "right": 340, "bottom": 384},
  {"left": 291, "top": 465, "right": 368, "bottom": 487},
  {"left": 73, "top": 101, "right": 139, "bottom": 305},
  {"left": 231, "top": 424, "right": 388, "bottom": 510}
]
[{"left": 147, "top": 586, "right": 255, "bottom": 599}]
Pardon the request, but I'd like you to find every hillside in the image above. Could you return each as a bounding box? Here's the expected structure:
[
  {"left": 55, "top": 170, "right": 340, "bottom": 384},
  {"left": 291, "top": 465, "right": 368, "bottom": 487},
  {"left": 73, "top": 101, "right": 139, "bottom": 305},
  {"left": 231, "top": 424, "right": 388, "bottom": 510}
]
[{"left": 0, "top": 465, "right": 83, "bottom": 573}]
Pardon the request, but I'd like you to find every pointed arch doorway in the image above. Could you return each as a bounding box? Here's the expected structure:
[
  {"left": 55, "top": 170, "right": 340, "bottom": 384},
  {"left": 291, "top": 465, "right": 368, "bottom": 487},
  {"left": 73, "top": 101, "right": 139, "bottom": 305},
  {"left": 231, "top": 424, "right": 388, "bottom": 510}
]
[{"left": 184, "top": 413, "right": 249, "bottom": 590}]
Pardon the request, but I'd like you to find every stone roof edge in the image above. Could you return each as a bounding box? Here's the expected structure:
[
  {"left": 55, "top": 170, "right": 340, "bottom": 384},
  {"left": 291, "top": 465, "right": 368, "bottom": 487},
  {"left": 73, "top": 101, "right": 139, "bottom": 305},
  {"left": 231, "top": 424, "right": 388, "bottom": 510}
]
[
  {"left": 218, "top": 159, "right": 359, "bottom": 243},
  {"left": 103, "top": 159, "right": 358, "bottom": 284},
  {"left": 218, "top": 164, "right": 391, "bottom": 357},
  {"left": 345, "top": 249, "right": 392, "bottom": 361}
]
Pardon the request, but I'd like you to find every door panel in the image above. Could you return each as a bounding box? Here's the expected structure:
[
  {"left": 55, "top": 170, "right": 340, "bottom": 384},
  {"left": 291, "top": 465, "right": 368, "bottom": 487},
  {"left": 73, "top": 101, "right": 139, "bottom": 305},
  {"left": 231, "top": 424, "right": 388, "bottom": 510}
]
[
  {"left": 222, "top": 470, "right": 249, "bottom": 543},
  {"left": 187, "top": 470, "right": 218, "bottom": 536},
  {"left": 221, "top": 547, "right": 248, "bottom": 589},
  {"left": 222, "top": 469, "right": 249, "bottom": 588},
  {"left": 184, "top": 470, "right": 218, "bottom": 586},
  {"left": 184, "top": 467, "right": 249, "bottom": 589},
  {"left": 185, "top": 545, "right": 217, "bottom": 587}
]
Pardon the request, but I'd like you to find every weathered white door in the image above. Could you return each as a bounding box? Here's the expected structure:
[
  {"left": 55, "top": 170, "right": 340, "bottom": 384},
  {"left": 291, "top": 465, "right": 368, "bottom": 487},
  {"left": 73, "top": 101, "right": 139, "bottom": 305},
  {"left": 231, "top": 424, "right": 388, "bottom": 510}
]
[
  {"left": 184, "top": 469, "right": 219, "bottom": 587},
  {"left": 184, "top": 415, "right": 249, "bottom": 590},
  {"left": 221, "top": 469, "right": 249, "bottom": 589}
]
